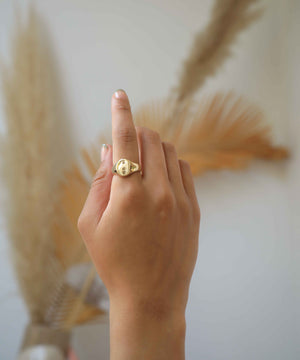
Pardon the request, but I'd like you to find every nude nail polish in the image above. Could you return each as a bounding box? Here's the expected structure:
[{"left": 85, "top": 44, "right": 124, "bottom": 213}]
[
  {"left": 101, "top": 144, "right": 108, "bottom": 162},
  {"left": 114, "top": 89, "right": 127, "bottom": 99}
]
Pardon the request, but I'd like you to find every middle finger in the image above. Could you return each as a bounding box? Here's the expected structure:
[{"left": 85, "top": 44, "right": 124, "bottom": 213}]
[{"left": 136, "top": 126, "right": 169, "bottom": 187}]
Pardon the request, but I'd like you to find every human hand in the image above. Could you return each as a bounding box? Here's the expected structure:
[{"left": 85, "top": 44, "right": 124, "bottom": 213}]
[{"left": 78, "top": 89, "right": 200, "bottom": 359}]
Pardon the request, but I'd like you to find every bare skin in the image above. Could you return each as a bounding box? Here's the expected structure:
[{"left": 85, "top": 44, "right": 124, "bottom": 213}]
[{"left": 77, "top": 89, "right": 200, "bottom": 360}]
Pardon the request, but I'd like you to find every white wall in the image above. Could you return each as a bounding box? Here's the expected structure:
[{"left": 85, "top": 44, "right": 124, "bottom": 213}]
[{"left": 0, "top": 0, "right": 298, "bottom": 359}]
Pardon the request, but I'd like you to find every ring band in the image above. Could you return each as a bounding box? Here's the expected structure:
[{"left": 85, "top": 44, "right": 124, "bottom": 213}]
[{"left": 112, "top": 158, "right": 141, "bottom": 177}]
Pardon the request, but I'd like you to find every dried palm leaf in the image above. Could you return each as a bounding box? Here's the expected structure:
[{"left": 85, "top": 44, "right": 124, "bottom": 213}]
[
  {"left": 171, "top": 0, "right": 263, "bottom": 106},
  {"left": 50, "top": 135, "right": 109, "bottom": 331},
  {"left": 133, "top": 92, "right": 288, "bottom": 174}
]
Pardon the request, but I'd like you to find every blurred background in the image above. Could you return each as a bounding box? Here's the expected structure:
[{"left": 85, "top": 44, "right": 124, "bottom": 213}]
[{"left": 0, "top": 0, "right": 299, "bottom": 359}]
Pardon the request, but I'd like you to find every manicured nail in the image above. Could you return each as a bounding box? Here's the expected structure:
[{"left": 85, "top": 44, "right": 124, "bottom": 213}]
[
  {"left": 101, "top": 144, "right": 108, "bottom": 162},
  {"left": 114, "top": 89, "right": 127, "bottom": 99}
]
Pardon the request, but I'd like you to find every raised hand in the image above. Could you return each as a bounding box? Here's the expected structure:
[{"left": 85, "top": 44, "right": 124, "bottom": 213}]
[{"left": 78, "top": 89, "right": 200, "bottom": 360}]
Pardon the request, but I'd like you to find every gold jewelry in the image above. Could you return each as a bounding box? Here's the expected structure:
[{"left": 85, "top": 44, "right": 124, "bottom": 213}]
[{"left": 112, "top": 158, "right": 141, "bottom": 177}]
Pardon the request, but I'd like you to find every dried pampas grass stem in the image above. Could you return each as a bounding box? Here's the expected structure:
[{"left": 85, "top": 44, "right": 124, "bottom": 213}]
[
  {"left": 171, "top": 0, "right": 263, "bottom": 104},
  {"left": 1, "top": 6, "right": 63, "bottom": 324},
  {"left": 0, "top": 6, "right": 107, "bottom": 357}
]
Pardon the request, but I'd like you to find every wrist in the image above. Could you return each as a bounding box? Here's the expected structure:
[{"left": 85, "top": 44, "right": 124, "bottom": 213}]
[{"left": 109, "top": 297, "right": 186, "bottom": 360}]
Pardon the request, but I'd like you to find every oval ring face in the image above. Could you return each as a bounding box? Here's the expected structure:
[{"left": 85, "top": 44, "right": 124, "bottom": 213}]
[{"left": 116, "top": 159, "right": 131, "bottom": 176}]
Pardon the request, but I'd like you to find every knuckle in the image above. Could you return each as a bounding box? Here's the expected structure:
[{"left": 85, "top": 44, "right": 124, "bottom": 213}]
[
  {"left": 77, "top": 213, "right": 89, "bottom": 234},
  {"left": 163, "top": 141, "right": 177, "bottom": 156},
  {"left": 179, "top": 159, "right": 192, "bottom": 172},
  {"left": 154, "top": 188, "right": 175, "bottom": 213},
  {"left": 194, "top": 202, "right": 201, "bottom": 223},
  {"left": 135, "top": 126, "right": 144, "bottom": 141},
  {"left": 91, "top": 166, "right": 107, "bottom": 186},
  {"left": 119, "top": 183, "right": 144, "bottom": 210},
  {"left": 114, "top": 126, "right": 136, "bottom": 143},
  {"left": 135, "top": 125, "right": 144, "bottom": 134},
  {"left": 124, "top": 184, "right": 140, "bottom": 202},
  {"left": 114, "top": 100, "right": 131, "bottom": 112},
  {"left": 143, "top": 128, "right": 161, "bottom": 144},
  {"left": 178, "top": 196, "right": 191, "bottom": 216}
]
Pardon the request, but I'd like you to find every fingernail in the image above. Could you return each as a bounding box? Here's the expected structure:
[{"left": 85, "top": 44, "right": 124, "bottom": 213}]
[
  {"left": 114, "top": 89, "right": 127, "bottom": 99},
  {"left": 101, "top": 144, "right": 109, "bottom": 162}
]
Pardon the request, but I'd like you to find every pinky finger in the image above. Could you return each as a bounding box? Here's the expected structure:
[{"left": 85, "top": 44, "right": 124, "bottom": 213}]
[{"left": 178, "top": 159, "right": 200, "bottom": 220}]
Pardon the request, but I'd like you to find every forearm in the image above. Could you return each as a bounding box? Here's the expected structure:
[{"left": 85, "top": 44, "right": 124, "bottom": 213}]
[{"left": 109, "top": 298, "right": 186, "bottom": 360}]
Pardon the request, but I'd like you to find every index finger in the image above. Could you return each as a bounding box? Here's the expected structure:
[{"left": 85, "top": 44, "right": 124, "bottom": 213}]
[{"left": 111, "top": 89, "right": 141, "bottom": 180}]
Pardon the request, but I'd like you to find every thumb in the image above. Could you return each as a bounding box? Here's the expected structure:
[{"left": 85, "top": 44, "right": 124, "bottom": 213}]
[{"left": 78, "top": 144, "right": 113, "bottom": 233}]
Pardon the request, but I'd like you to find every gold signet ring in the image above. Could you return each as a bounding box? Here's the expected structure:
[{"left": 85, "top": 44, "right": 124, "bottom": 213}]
[{"left": 112, "top": 158, "right": 141, "bottom": 177}]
